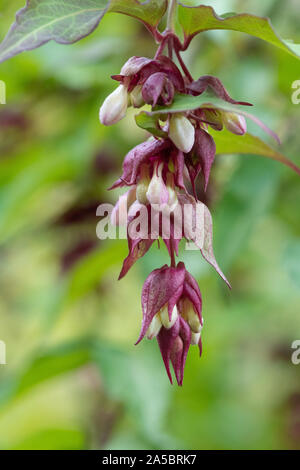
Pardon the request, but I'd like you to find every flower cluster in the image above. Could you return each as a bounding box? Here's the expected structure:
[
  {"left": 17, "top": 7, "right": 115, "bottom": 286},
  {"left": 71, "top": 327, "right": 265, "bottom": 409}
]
[{"left": 99, "top": 54, "right": 251, "bottom": 384}]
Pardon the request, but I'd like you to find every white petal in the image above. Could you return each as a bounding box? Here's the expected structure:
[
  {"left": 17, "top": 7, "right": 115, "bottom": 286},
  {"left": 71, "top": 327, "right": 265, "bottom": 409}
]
[
  {"left": 146, "top": 314, "right": 162, "bottom": 339},
  {"left": 160, "top": 304, "right": 178, "bottom": 329},
  {"left": 99, "top": 85, "right": 128, "bottom": 126},
  {"left": 169, "top": 114, "right": 195, "bottom": 153}
]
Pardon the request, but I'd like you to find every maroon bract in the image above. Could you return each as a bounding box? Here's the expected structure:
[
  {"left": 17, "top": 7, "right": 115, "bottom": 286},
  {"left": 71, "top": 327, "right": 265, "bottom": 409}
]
[{"left": 136, "top": 262, "right": 203, "bottom": 385}]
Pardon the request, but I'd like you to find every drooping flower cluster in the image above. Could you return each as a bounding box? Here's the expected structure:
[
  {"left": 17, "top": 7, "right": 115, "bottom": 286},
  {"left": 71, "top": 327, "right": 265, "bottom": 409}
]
[{"left": 99, "top": 54, "right": 255, "bottom": 384}]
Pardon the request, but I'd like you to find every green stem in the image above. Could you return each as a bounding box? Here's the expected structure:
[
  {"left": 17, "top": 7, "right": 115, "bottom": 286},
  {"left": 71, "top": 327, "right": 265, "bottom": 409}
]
[{"left": 166, "top": 0, "right": 177, "bottom": 32}]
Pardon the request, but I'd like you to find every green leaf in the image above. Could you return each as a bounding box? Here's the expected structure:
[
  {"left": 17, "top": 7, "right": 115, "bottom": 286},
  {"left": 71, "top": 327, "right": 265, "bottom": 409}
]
[
  {"left": 108, "top": 0, "right": 168, "bottom": 27},
  {"left": 210, "top": 128, "right": 300, "bottom": 176},
  {"left": 151, "top": 92, "right": 247, "bottom": 115},
  {"left": 178, "top": 4, "right": 300, "bottom": 60},
  {"left": 135, "top": 111, "right": 167, "bottom": 138},
  {"left": 150, "top": 93, "right": 300, "bottom": 175},
  {"left": 0, "top": 0, "right": 109, "bottom": 63},
  {"left": 150, "top": 92, "right": 280, "bottom": 143}
]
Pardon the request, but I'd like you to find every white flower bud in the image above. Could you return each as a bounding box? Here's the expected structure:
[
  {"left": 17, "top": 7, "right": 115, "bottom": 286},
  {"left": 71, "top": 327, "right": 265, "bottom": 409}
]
[
  {"left": 146, "top": 162, "right": 169, "bottom": 206},
  {"left": 99, "top": 85, "right": 128, "bottom": 126},
  {"left": 111, "top": 186, "right": 136, "bottom": 226},
  {"left": 223, "top": 112, "right": 247, "bottom": 135},
  {"left": 160, "top": 304, "right": 178, "bottom": 329},
  {"left": 191, "top": 331, "right": 201, "bottom": 346},
  {"left": 169, "top": 114, "right": 195, "bottom": 153},
  {"left": 146, "top": 314, "right": 162, "bottom": 339},
  {"left": 188, "top": 309, "right": 202, "bottom": 333},
  {"left": 165, "top": 173, "right": 178, "bottom": 212},
  {"left": 136, "top": 164, "right": 151, "bottom": 204},
  {"left": 130, "top": 85, "right": 144, "bottom": 108},
  {"left": 181, "top": 298, "right": 202, "bottom": 333}
]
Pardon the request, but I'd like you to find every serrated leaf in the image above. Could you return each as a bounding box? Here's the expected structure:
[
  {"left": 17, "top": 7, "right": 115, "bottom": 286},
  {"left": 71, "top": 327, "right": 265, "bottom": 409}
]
[
  {"left": 178, "top": 4, "right": 300, "bottom": 60},
  {"left": 135, "top": 111, "right": 167, "bottom": 138},
  {"left": 0, "top": 0, "right": 109, "bottom": 64},
  {"left": 210, "top": 128, "right": 300, "bottom": 176},
  {"left": 108, "top": 0, "right": 168, "bottom": 27}
]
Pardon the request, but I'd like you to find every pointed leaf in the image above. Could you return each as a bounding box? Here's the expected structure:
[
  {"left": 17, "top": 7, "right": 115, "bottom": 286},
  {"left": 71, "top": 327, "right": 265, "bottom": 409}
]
[
  {"left": 151, "top": 92, "right": 280, "bottom": 143},
  {"left": 0, "top": 0, "right": 110, "bottom": 64},
  {"left": 108, "top": 0, "right": 168, "bottom": 28},
  {"left": 211, "top": 128, "right": 300, "bottom": 176},
  {"left": 178, "top": 4, "right": 300, "bottom": 60}
]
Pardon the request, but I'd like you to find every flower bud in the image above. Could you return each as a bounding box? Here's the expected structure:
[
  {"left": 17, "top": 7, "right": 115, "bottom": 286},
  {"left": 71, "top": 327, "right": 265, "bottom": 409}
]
[
  {"left": 146, "top": 161, "right": 169, "bottom": 206},
  {"left": 169, "top": 114, "right": 195, "bottom": 153},
  {"left": 130, "top": 85, "right": 144, "bottom": 108},
  {"left": 160, "top": 304, "right": 178, "bottom": 329},
  {"left": 146, "top": 314, "right": 162, "bottom": 339},
  {"left": 99, "top": 85, "right": 128, "bottom": 126},
  {"left": 223, "top": 112, "right": 247, "bottom": 135},
  {"left": 111, "top": 186, "right": 136, "bottom": 226},
  {"left": 136, "top": 164, "right": 150, "bottom": 204},
  {"left": 191, "top": 331, "right": 201, "bottom": 346},
  {"left": 181, "top": 298, "right": 202, "bottom": 333},
  {"left": 165, "top": 173, "right": 178, "bottom": 211}
]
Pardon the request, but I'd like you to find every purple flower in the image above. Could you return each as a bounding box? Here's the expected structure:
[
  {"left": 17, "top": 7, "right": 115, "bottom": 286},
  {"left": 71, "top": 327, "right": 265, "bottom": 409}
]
[
  {"left": 99, "top": 55, "right": 186, "bottom": 124},
  {"left": 136, "top": 263, "right": 203, "bottom": 385}
]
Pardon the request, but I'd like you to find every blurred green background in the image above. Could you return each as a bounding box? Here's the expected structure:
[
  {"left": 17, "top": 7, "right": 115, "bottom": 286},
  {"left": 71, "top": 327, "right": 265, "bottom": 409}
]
[{"left": 0, "top": 0, "right": 299, "bottom": 450}]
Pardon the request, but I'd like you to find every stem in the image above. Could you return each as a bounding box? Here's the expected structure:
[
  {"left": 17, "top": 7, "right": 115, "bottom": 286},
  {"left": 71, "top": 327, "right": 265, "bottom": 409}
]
[
  {"left": 175, "top": 48, "right": 193, "bottom": 83},
  {"left": 166, "top": 0, "right": 177, "bottom": 33},
  {"left": 169, "top": 238, "right": 176, "bottom": 268},
  {"left": 168, "top": 36, "right": 173, "bottom": 59},
  {"left": 154, "top": 37, "right": 167, "bottom": 58}
]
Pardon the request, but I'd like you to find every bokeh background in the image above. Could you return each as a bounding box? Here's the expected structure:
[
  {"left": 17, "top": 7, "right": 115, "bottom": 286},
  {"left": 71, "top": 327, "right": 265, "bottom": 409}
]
[{"left": 0, "top": 0, "right": 299, "bottom": 450}]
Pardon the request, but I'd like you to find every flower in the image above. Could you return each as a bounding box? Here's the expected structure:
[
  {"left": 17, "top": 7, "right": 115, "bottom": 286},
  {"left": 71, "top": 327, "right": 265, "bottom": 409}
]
[
  {"left": 168, "top": 114, "right": 195, "bottom": 153},
  {"left": 99, "top": 84, "right": 129, "bottom": 126},
  {"left": 222, "top": 112, "right": 247, "bottom": 135},
  {"left": 99, "top": 56, "right": 185, "bottom": 126},
  {"left": 136, "top": 263, "right": 204, "bottom": 385}
]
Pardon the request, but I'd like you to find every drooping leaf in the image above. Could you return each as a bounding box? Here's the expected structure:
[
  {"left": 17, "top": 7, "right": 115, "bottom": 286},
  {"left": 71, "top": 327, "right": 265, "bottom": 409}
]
[
  {"left": 177, "top": 4, "right": 300, "bottom": 60},
  {"left": 0, "top": 0, "right": 110, "bottom": 64},
  {"left": 210, "top": 128, "right": 300, "bottom": 176},
  {"left": 108, "top": 0, "right": 168, "bottom": 28},
  {"left": 150, "top": 92, "right": 279, "bottom": 143}
]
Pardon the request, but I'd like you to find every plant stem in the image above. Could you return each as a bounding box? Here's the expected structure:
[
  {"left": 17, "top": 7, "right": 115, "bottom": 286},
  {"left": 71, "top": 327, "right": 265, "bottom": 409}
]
[
  {"left": 169, "top": 238, "right": 176, "bottom": 267},
  {"left": 175, "top": 48, "right": 193, "bottom": 83},
  {"left": 166, "top": 0, "right": 177, "bottom": 33}
]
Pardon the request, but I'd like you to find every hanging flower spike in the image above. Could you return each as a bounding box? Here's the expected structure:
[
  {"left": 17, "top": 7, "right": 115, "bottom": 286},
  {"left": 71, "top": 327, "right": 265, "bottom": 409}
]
[
  {"left": 96, "top": 0, "right": 299, "bottom": 386},
  {"left": 138, "top": 262, "right": 203, "bottom": 385}
]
